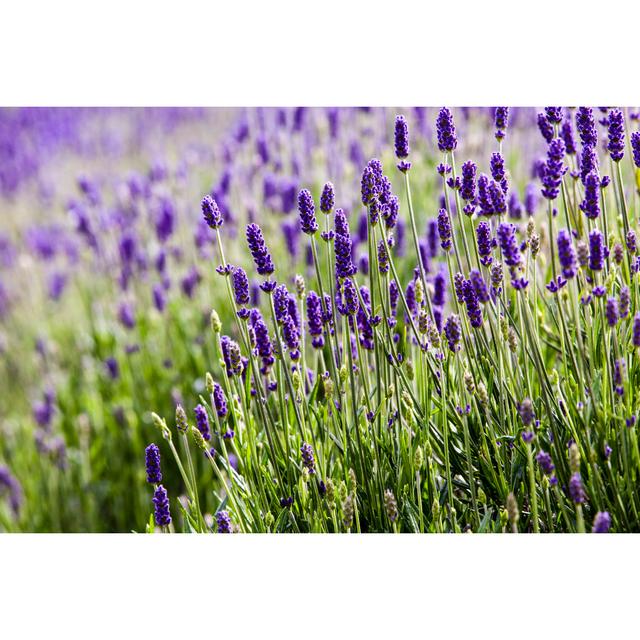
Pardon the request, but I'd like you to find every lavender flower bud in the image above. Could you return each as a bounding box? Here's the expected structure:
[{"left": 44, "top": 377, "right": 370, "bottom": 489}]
[
  {"left": 210, "top": 310, "right": 222, "bottom": 333},
  {"left": 634, "top": 314, "right": 640, "bottom": 348},
  {"left": 506, "top": 492, "right": 519, "bottom": 527},
  {"left": 175, "top": 404, "right": 188, "bottom": 434},
  {"left": 384, "top": 489, "right": 398, "bottom": 523}
]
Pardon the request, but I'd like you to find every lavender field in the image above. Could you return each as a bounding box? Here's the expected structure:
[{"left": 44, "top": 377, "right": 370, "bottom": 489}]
[{"left": 1, "top": 106, "right": 639, "bottom": 533}]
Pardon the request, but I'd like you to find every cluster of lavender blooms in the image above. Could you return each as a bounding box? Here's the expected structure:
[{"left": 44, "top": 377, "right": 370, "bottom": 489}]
[
  {"left": 2, "top": 106, "right": 640, "bottom": 533},
  {"left": 137, "top": 106, "right": 640, "bottom": 534}
]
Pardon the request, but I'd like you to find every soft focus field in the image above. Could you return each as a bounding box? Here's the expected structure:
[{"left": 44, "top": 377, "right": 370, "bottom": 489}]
[{"left": 1, "top": 107, "right": 639, "bottom": 533}]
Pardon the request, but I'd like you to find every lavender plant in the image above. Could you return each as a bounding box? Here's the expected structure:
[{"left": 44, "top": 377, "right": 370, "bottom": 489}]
[{"left": 1, "top": 107, "right": 639, "bottom": 533}]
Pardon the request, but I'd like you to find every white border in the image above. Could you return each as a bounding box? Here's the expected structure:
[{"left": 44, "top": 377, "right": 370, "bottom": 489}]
[
  {"left": 0, "top": 1, "right": 636, "bottom": 105},
  {"left": 0, "top": 534, "right": 635, "bottom": 637}
]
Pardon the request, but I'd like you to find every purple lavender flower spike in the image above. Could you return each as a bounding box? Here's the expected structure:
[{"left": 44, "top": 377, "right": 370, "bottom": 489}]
[
  {"left": 588, "top": 229, "right": 607, "bottom": 271},
  {"left": 524, "top": 183, "right": 538, "bottom": 216},
  {"left": 194, "top": 404, "right": 212, "bottom": 441},
  {"left": 341, "top": 278, "right": 359, "bottom": 316},
  {"left": 497, "top": 223, "right": 521, "bottom": 267},
  {"left": 544, "top": 107, "right": 563, "bottom": 125},
  {"left": 232, "top": 266, "right": 250, "bottom": 308},
  {"left": 490, "top": 152, "right": 508, "bottom": 194},
  {"left": 631, "top": 131, "right": 640, "bottom": 168},
  {"left": 216, "top": 510, "right": 232, "bottom": 533},
  {"left": 462, "top": 279, "right": 483, "bottom": 328},
  {"left": 320, "top": 182, "right": 335, "bottom": 214},
  {"left": 633, "top": 314, "right": 640, "bottom": 348},
  {"left": 436, "top": 108, "right": 457, "bottom": 152},
  {"left": 202, "top": 194, "right": 223, "bottom": 229},
  {"left": 145, "top": 443, "right": 162, "bottom": 484},
  {"left": 444, "top": 314, "right": 461, "bottom": 352},
  {"left": 153, "top": 485, "right": 172, "bottom": 526},
  {"left": 568, "top": 473, "right": 586, "bottom": 504},
  {"left": 477, "top": 174, "right": 494, "bottom": 216},
  {"left": 246, "top": 223, "right": 275, "bottom": 276},
  {"left": 576, "top": 107, "right": 597, "bottom": 147},
  {"left": 494, "top": 107, "right": 509, "bottom": 141},
  {"left": 282, "top": 314, "right": 300, "bottom": 360},
  {"left": 607, "top": 109, "right": 625, "bottom": 162},
  {"left": 437, "top": 208, "right": 452, "bottom": 251},
  {"left": 469, "top": 269, "right": 490, "bottom": 303},
  {"left": 298, "top": 188, "right": 317, "bottom": 235},
  {"left": 592, "top": 511, "right": 611, "bottom": 533},
  {"left": 605, "top": 297, "right": 618, "bottom": 327},
  {"left": 541, "top": 139, "right": 566, "bottom": 200},
  {"left": 213, "top": 382, "right": 228, "bottom": 418},
  {"left": 394, "top": 115, "right": 411, "bottom": 171},
  {"left": 619, "top": 286, "right": 630, "bottom": 319},
  {"left": 560, "top": 117, "right": 576, "bottom": 155},
  {"left": 537, "top": 112, "right": 554, "bottom": 144},
  {"left": 579, "top": 144, "right": 599, "bottom": 185},
  {"left": 476, "top": 221, "right": 493, "bottom": 266},
  {"left": 557, "top": 229, "right": 577, "bottom": 279},
  {"left": 301, "top": 442, "right": 316, "bottom": 475},
  {"left": 580, "top": 172, "right": 601, "bottom": 219},
  {"left": 489, "top": 180, "right": 506, "bottom": 215},
  {"left": 306, "top": 291, "right": 324, "bottom": 348},
  {"left": 460, "top": 160, "right": 477, "bottom": 214}
]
